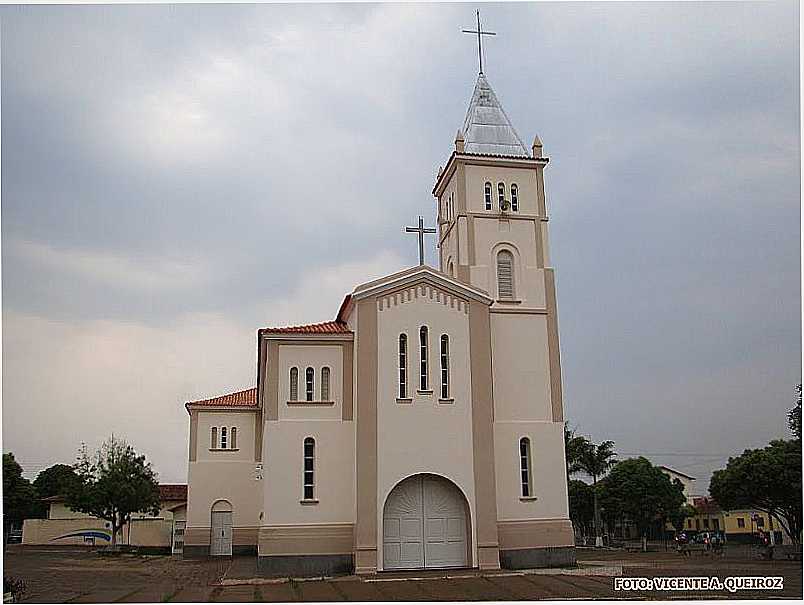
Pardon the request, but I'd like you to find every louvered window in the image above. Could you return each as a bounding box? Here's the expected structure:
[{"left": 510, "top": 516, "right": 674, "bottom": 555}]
[
  {"left": 230, "top": 427, "right": 237, "bottom": 449},
  {"left": 211, "top": 427, "right": 218, "bottom": 449},
  {"left": 497, "top": 251, "right": 515, "bottom": 299},
  {"left": 321, "top": 367, "right": 330, "bottom": 401},
  {"left": 398, "top": 334, "right": 408, "bottom": 398},
  {"left": 511, "top": 184, "right": 519, "bottom": 211},
  {"left": 290, "top": 367, "right": 299, "bottom": 401},
  {"left": 498, "top": 182, "right": 505, "bottom": 209},
  {"left": 221, "top": 427, "right": 227, "bottom": 449},
  {"left": 303, "top": 437, "right": 315, "bottom": 500},
  {"left": 520, "top": 437, "right": 533, "bottom": 497},
  {"left": 419, "top": 326, "right": 429, "bottom": 391},
  {"left": 305, "top": 367, "right": 314, "bottom": 401},
  {"left": 440, "top": 335, "right": 450, "bottom": 399},
  {"left": 484, "top": 182, "right": 492, "bottom": 210}
]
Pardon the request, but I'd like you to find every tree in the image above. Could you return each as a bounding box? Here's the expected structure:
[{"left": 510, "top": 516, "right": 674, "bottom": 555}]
[
  {"left": 710, "top": 439, "right": 802, "bottom": 544},
  {"left": 67, "top": 436, "right": 161, "bottom": 549},
  {"left": 564, "top": 424, "right": 587, "bottom": 478},
  {"left": 30, "top": 464, "right": 80, "bottom": 518},
  {"left": 668, "top": 503, "right": 696, "bottom": 534},
  {"left": 576, "top": 438, "right": 617, "bottom": 546},
  {"left": 789, "top": 384, "right": 801, "bottom": 440},
  {"left": 568, "top": 479, "right": 595, "bottom": 542},
  {"left": 3, "top": 454, "right": 36, "bottom": 545},
  {"left": 597, "top": 457, "right": 686, "bottom": 550}
]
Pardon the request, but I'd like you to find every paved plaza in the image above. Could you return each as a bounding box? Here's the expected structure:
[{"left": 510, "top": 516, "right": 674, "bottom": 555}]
[{"left": 4, "top": 545, "right": 801, "bottom": 602}]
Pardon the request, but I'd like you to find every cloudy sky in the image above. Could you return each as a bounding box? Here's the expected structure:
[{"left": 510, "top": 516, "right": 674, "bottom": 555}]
[{"left": 2, "top": 2, "right": 800, "bottom": 490}]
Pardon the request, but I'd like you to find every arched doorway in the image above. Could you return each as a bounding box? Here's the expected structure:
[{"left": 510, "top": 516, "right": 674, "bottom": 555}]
[
  {"left": 382, "top": 474, "right": 470, "bottom": 570},
  {"left": 210, "top": 500, "right": 233, "bottom": 556}
]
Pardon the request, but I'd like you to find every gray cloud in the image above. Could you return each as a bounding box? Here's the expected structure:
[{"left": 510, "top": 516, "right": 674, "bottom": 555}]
[{"left": 2, "top": 2, "right": 799, "bottom": 487}]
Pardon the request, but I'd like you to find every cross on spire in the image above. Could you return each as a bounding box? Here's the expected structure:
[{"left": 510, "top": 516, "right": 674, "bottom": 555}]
[
  {"left": 462, "top": 10, "right": 496, "bottom": 75},
  {"left": 405, "top": 216, "right": 436, "bottom": 266}
]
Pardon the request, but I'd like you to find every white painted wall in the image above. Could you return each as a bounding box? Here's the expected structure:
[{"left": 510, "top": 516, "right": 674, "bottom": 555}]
[
  {"left": 197, "top": 412, "right": 255, "bottom": 461},
  {"left": 278, "top": 345, "right": 343, "bottom": 421},
  {"left": 375, "top": 285, "right": 477, "bottom": 570}
]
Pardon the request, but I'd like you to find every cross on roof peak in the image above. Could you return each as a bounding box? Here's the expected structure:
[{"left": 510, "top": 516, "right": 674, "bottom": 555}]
[
  {"left": 462, "top": 10, "right": 496, "bottom": 75},
  {"left": 405, "top": 216, "right": 436, "bottom": 266}
]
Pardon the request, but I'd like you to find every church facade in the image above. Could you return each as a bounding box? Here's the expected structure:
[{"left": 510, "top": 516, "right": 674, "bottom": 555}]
[{"left": 182, "top": 73, "right": 575, "bottom": 575}]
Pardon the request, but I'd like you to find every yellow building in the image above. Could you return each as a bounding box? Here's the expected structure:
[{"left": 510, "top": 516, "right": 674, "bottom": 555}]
[{"left": 681, "top": 497, "right": 786, "bottom": 544}]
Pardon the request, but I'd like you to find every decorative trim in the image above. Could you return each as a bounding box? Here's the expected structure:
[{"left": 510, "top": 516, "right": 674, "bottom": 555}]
[
  {"left": 208, "top": 448, "right": 240, "bottom": 452},
  {"left": 438, "top": 398, "right": 455, "bottom": 405},
  {"left": 519, "top": 496, "right": 538, "bottom": 502},
  {"left": 262, "top": 333, "right": 354, "bottom": 342},
  {"left": 266, "top": 340, "right": 279, "bottom": 421},
  {"left": 188, "top": 410, "right": 198, "bottom": 463},
  {"left": 544, "top": 269, "right": 564, "bottom": 423},
  {"left": 343, "top": 341, "right": 354, "bottom": 421},
  {"left": 299, "top": 499, "right": 320, "bottom": 505},
  {"left": 395, "top": 398, "right": 413, "bottom": 404},
  {"left": 352, "top": 266, "right": 492, "bottom": 305},
  {"left": 490, "top": 307, "right": 548, "bottom": 315},
  {"left": 416, "top": 389, "right": 434, "bottom": 395},
  {"left": 286, "top": 400, "right": 334, "bottom": 407}
]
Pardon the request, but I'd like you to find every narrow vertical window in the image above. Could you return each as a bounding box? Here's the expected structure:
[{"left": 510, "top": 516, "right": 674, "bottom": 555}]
[
  {"left": 497, "top": 250, "right": 515, "bottom": 299},
  {"left": 498, "top": 182, "right": 505, "bottom": 209},
  {"left": 305, "top": 367, "right": 314, "bottom": 401},
  {"left": 511, "top": 184, "right": 519, "bottom": 211},
  {"left": 230, "top": 427, "right": 237, "bottom": 450},
  {"left": 398, "top": 334, "right": 408, "bottom": 398},
  {"left": 484, "top": 182, "right": 492, "bottom": 210},
  {"left": 221, "top": 426, "right": 227, "bottom": 449},
  {"left": 211, "top": 427, "right": 218, "bottom": 449},
  {"left": 290, "top": 367, "right": 299, "bottom": 401},
  {"left": 321, "top": 367, "right": 330, "bottom": 401},
  {"left": 520, "top": 437, "right": 533, "bottom": 497},
  {"left": 303, "top": 437, "right": 315, "bottom": 500},
  {"left": 440, "top": 335, "right": 450, "bottom": 399},
  {"left": 419, "top": 326, "right": 429, "bottom": 391}
]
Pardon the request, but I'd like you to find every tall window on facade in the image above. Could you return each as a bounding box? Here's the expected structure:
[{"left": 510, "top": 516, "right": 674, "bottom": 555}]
[
  {"left": 321, "top": 367, "right": 330, "bottom": 401},
  {"left": 211, "top": 427, "right": 218, "bottom": 449},
  {"left": 221, "top": 427, "right": 228, "bottom": 449},
  {"left": 497, "top": 182, "right": 505, "bottom": 209},
  {"left": 497, "top": 251, "right": 515, "bottom": 299},
  {"left": 305, "top": 367, "right": 314, "bottom": 401},
  {"left": 440, "top": 335, "right": 450, "bottom": 399},
  {"left": 419, "top": 326, "right": 429, "bottom": 391},
  {"left": 511, "top": 184, "right": 519, "bottom": 211},
  {"left": 303, "top": 437, "right": 315, "bottom": 500},
  {"left": 520, "top": 437, "right": 533, "bottom": 497},
  {"left": 290, "top": 367, "right": 299, "bottom": 401},
  {"left": 484, "top": 182, "right": 492, "bottom": 210},
  {"left": 230, "top": 427, "right": 237, "bottom": 449},
  {"left": 398, "top": 334, "right": 408, "bottom": 398}
]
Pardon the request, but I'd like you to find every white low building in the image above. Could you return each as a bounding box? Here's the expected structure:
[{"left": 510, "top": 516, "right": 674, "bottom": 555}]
[{"left": 183, "top": 72, "right": 574, "bottom": 576}]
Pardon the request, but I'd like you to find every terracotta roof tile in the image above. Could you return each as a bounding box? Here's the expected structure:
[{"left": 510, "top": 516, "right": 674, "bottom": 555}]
[
  {"left": 186, "top": 387, "right": 257, "bottom": 408},
  {"left": 159, "top": 484, "right": 187, "bottom": 501},
  {"left": 259, "top": 321, "right": 351, "bottom": 335}
]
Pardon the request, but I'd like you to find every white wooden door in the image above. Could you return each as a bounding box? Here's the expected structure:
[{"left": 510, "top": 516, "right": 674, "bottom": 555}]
[
  {"left": 383, "top": 475, "right": 468, "bottom": 570},
  {"left": 210, "top": 511, "right": 232, "bottom": 556}
]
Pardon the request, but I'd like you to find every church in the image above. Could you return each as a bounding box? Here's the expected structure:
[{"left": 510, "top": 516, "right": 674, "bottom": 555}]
[{"left": 182, "top": 62, "right": 575, "bottom": 575}]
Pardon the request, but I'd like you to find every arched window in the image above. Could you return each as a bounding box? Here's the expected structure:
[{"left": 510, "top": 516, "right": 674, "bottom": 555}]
[
  {"left": 498, "top": 182, "right": 505, "bottom": 209},
  {"left": 511, "top": 184, "right": 519, "bottom": 211},
  {"left": 419, "top": 326, "right": 429, "bottom": 391},
  {"left": 211, "top": 427, "right": 218, "bottom": 449},
  {"left": 321, "top": 367, "right": 330, "bottom": 401},
  {"left": 520, "top": 437, "right": 533, "bottom": 497},
  {"left": 303, "top": 437, "right": 315, "bottom": 500},
  {"left": 221, "top": 426, "right": 228, "bottom": 449},
  {"left": 484, "top": 182, "right": 492, "bottom": 210},
  {"left": 305, "top": 367, "right": 314, "bottom": 401},
  {"left": 497, "top": 250, "right": 515, "bottom": 300},
  {"left": 398, "top": 334, "right": 408, "bottom": 398},
  {"left": 290, "top": 367, "right": 299, "bottom": 401},
  {"left": 448, "top": 260, "right": 454, "bottom": 277},
  {"left": 440, "top": 335, "right": 450, "bottom": 399},
  {"left": 230, "top": 427, "right": 237, "bottom": 449}
]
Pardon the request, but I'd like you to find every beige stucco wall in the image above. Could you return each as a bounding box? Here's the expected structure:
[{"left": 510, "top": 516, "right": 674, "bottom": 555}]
[
  {"left": 261, "top": 420, "right": 355, "bottom": 528},
  {"left": 22, "top": 517, "right": 173, "bottom": 547},
  {"left": 196, "top": 411, "right": 256, "bottom": 462},
  {"left": 375, "top": 285, "right": 478, "bottom": 570},
  {"left": 464, "top": 164, "right": 540, "bottom": 215},
  {"left": 278, "top": 345, "right": 343, "bottom": 421},
  {"left": 490, "top": 313, "right": 552, "bottom": 422},
  {"left": 493, "top": 421, "right": 570, "bottom": 522},
  {"left": 48, "top": 502, "right": 91, "bottom": 520},
  {"left": 186, "top": 460, "right": 261, "bottom": 530}
]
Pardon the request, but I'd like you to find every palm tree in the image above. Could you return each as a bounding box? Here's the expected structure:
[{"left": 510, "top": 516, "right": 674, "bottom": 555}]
[
  {"left": 564, "top": 423, "right": 587, "bottom": 478},
  {"left": 577, "top": 439, "right": 617, "bottom": 547}
]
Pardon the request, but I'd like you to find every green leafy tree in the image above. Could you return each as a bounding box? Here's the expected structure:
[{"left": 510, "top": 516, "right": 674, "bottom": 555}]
[
  {"left": 668, "top": 503, "right": 696, "bottom": 533},
  {"left": 3, "top": 453, "right": 36, "bottom": 544},
  {"left": 789, "top": 384, "right": 801, "bottom": 440},
  {"left": 576, "top": 439, "right": 617, "bottom": 546},
  {"left": 709, "top": 439, "right": 802, "bottom": 544},
  {"left": 67, "top": 436, "right": 161, "bottom": 549},
  {"left": 568, "top": 479, "right": 595, "bottom": 540},
  {"left": 597, "top": 457, "right": 686, "bottom": 549},
  {"left": 564, "top": 424, "right": 587, "bottom": 478},
  {"left": 30, "top": 464, "right": 80, "bottom": 518}
]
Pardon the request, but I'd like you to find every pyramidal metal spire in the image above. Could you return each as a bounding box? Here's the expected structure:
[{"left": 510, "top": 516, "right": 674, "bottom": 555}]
[{"left": 460, "top": 73, "right": 530, "bottom": 157}]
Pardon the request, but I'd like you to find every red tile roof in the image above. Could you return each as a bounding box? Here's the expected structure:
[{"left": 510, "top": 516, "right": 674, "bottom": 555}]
[
  {"left": 186, "top": 387, "right": 257, "bottom": 408},
  {"left": 159, "top": 484, "right": 187, "bottom": 502},
  {"left": 259, "top": 320, "right": 351, "bottom": 335},
  {"left": 693, "top": 496, "right": 722, "bottom": 514}
]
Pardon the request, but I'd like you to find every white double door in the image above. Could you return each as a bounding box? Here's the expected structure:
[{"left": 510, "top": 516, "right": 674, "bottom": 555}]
[
  {"left": 383, "top": 475, "right": 469, "bottom": 570},
  {"left": 210, "top": 511, "right": 232, "bottom": 556}
]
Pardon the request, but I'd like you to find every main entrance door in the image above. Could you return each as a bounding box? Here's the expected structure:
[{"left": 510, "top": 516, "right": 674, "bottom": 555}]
[
  {"left": 382, "top": 474, "right": 469, "bottom": 570},
  {"left": 210, "top": 501, "right": 233, "bottom": 556}
]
